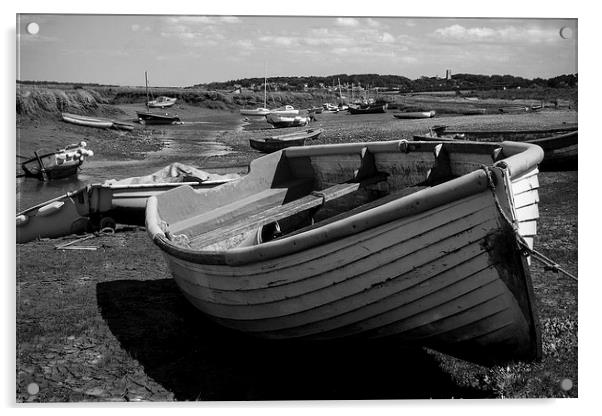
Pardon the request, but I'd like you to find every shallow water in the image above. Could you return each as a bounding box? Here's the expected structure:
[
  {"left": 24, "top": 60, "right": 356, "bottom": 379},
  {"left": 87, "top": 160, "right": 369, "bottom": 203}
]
[{"left": 16, "top": 111, "right": 244, "bottom": 212}]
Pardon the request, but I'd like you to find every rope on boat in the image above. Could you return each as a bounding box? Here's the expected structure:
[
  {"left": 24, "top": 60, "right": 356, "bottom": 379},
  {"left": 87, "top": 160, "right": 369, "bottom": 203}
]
[{"left": 480, "top": 165, "right": 578, "bottom": 283}]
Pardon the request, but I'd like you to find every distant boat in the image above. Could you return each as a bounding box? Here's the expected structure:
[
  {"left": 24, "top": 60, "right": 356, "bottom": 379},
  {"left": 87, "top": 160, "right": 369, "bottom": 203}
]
[
  {"left": 62, "top": 112, "right": 137, "bottom": 131},
  {"left": 61, "top": 113, "right": 114, "bottom": 128},
  {"left": 241, "top": 70, "right": 271, "bottom": 116},
  {"left": 148, "top": 96, "right": 177, "bottom": 108},
  {"left": 269, "top": 105, "right": 299, "bottom": 117},
  {"left": 348, "top": 104, "right": 387, "bottom": 115},
  {"left": 111, "top": 120, "right": 137, "bottom": 131},
  {"left": 240, "top": 108, "right": 271, "bottom": 116},
  {"left": 20, "top": 141, "right": 93, "bottom": 181},
  {"left": 266, "top": 113, "right": 310, "bottom": 128},
  {"left": 498, "top": 106, "right": 530, "bottom": 113},
  {"left": 414, "top": 125, "right": 577, "bottom": 171},
  {"left": 322, "top": 103, "right": 339, "bottom": 113},
  {"left": 136, "top": 111, "right": 181, "bottom": 125},
  {"left": 393, "top": 110, "right": 436, "bottom": 119},
  {"left": 460, "top": 108, "right": 487, "bottom": 116},
  {"left": 16, "top": 163, "right": 239, "bottom": 243},
  {"left": 146, "top": 139, "right": 544, "bottom": 365},
  {"left": 138, "top": 71, "right": 180, "bottom": 125},
  {"left": 249, "top": 128, "right": 324, "bottom": 153}
]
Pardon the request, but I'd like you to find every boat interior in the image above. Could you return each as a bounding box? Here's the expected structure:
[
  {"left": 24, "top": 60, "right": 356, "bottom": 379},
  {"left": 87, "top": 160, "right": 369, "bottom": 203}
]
[{"left": 152, "top": 140, "right": 520, "bottom": 252}]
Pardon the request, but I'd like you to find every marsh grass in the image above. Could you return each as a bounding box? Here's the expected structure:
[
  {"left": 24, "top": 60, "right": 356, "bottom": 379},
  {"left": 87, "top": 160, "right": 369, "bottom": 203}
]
[{"left": 17, "top": 86, "right": 112, "bottom": 117}]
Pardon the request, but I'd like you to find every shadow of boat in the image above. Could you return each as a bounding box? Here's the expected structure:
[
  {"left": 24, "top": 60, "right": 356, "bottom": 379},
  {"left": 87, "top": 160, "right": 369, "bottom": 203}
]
[{"left": 96, "top": 279, "right": 492, "bottom": 401}]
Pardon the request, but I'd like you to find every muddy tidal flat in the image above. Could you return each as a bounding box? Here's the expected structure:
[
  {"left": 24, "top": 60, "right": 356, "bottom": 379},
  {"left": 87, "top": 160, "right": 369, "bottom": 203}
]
[{"left": 16, "top": 106, "right": 578, "bottom": 401}]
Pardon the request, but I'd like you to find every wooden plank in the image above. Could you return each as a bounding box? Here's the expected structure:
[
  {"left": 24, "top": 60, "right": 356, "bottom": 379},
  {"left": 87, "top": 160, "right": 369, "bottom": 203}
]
[
  {"left": 513, "top": 189, "right": 539, "bottom": 208},
  {"left": 511, "top": 175, "right": 540, "bottom": 194},
  {"left": 217, "top": 252, "right": 498, "bottom": 335},
  {"left": 515, "top": 203, "right": 539, "bottom": 222},
  {"left": 518, "top": 220, "right": 537, "bottom": 237},
  {"left": 177, "top": 212, "right": 501, "bottom": 320},
  {"left": 189, "top": 181, "right": 368, "bottom": 249},
  {"left": 175, "top": 190, "right": 496, "bottom": 284}
]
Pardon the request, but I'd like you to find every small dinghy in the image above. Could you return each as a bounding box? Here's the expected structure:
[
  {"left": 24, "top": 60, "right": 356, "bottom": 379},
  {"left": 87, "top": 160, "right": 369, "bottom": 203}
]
[
  {"left": 16, "top": 163, "right": 240, "bottom": 243},
  {"left": 249, "top": 128, "right": 324, "bottom": 153},
  {"left": 20, "top": 141, "right": 93, "bottom": 181},
  {"left": 146, "top": 139, "right": 544, "bottom": 365},
  {"left": 393, "top": 110, "right": 436, "bottom": 119}
]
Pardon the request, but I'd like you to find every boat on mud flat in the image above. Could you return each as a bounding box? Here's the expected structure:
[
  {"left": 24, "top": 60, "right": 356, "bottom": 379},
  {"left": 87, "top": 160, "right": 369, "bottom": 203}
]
[
  {"left": 393, "top": 110, "right": 436, "bottom": 119},
  {"left": 61, "top": 112, "right": 136, "bottom": 131},
  {"left": 249, "top": 128, "right": 324, "bottom": 153},
  {"left": 20, "top": 142, "right": 94, "bottom": 181},
  {"left": 146, "top": 139, "right": 544, "bottom": 365},
  {"left": 147, "top": 96, "right": 177, "bottom": 109},
  {"left": 61, "top": 113, "right": 114, "bottom": 128},
  {"left": 136, "top": 111, "right": 181, "bottom": 125},
  {"left": 414, "top": 125, "right": 578, "bottom": 171},
  {"left": 348, "top": 104, "right": 388, "bottom": 115},
  {"left": 269, "top": 105, "right": 300, "bottom": 117},
  {"left": 137, "top": 71, "right": 180, "bottom": 125},
  {"left": 240, "top": 107, "right": 271, "bottom": 117},
  {"left": 266, "top": 113, "right": 310, "bottom": 128},
  {"left": 16, "top": 163, "right": 240, "bottom": 244}
]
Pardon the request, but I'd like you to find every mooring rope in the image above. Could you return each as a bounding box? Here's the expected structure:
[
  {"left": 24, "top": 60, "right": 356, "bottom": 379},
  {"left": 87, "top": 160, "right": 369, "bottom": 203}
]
[{"left": 480, "top": 165, "right": 578, "bottom": 282}]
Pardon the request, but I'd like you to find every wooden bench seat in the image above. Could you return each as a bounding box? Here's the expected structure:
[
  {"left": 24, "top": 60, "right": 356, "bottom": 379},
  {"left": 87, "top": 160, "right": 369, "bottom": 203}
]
[
  {"left": 188, "top": 179, "right": 380, "bottom": 249},
  {"left": 276, "top": 185, "right": 430, "bottom": 240}
]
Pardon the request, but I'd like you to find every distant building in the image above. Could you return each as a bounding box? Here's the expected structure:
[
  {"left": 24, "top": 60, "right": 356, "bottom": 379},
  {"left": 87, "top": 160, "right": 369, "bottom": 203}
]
[{"left": 445, "top": 69, "right": 452, "bottom": 80}]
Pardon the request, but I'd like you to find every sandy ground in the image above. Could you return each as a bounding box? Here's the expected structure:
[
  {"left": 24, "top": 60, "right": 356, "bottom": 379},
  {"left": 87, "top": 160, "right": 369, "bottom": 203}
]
[{"left": 15, "top": 107, "right": 578, "bottom": 401}]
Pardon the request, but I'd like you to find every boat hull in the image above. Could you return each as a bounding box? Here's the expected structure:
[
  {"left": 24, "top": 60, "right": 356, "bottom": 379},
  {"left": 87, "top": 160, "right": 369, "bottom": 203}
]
[
  {"left": 249, "top": 128, "right": 324, "bottom": 153},
  {"left": 240, "top": 108, "right": 271, "bottom": 116},
  {"left": 348, "top": 105, "right": 387, "bottom": 115},
  {"left": 147, "top": 97, "right": 177, "bottom": 108},
  {"left": 266, "top": 114, "right": 310, "bottom": 128},
  {"left": 415, "top": 128, "right": 577, "bottom": 171},
  {"left": 147, "top": 140, "right": 544, "bottom": 365},
  {"left": 20, "top": 143, "right": 92, "bottom": 180},
  {"left": 393, "top": 111, "right": 436, "bottom": 119},
  {"left": 61, "top": 113, "right": 113, "bottom": 128},
  {"left": 17, "top": 165, "right": 237, "bottom": 243},
  {"left": 136, "top": 111, "right": 180, "bottom": 125},
  {"left": 250, "top": 137, "right": 307, "bottom": 153}
]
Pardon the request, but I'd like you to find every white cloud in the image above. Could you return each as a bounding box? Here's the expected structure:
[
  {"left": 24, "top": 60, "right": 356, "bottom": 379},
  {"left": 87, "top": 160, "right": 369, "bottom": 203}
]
[
  {"left": 259, "top": 36, "right": 296, "bottom": 46},
  {"left": 380, "top": 32, "right": 395, "bottom": 43},
  {"left": 366, "top": 18, "right": 381, "bottom": 28},
  {"left": 335, "top": 18, "right": 360, "bottom": 27},
  {"left": 131, "top": 24, "right": 151, "bottom": 32},
  {"left": 220, "top": 16, "right": 241, "bottom": 24},
  {"left": 433, "top": 24, "right": 559, "bottom": 43}
]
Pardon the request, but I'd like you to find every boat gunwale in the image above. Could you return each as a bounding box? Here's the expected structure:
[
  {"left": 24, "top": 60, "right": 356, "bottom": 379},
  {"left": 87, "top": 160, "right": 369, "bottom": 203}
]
[{"left": 147, "top": 140, "right": 543, "bottom": 266}]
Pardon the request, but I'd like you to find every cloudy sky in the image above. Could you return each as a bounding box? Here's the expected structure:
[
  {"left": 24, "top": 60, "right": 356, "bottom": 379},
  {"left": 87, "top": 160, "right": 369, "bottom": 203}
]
[{"left": 17, "top": 14, "right": 577, "bottom": 87}]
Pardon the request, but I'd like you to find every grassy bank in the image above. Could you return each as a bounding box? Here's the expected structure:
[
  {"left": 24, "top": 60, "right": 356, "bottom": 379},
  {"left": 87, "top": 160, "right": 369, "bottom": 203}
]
[{"left": 17, "top": 83, "right": 577, "bottom": 119}]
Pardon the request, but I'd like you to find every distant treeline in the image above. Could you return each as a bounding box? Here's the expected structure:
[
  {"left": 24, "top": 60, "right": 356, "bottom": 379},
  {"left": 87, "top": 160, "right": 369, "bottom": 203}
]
[
  {"left": 198, "top": 73, "right": 578, "bottom": 93},
  {"left": 18, "top": 80, "right": 120, "bottom": 88}
]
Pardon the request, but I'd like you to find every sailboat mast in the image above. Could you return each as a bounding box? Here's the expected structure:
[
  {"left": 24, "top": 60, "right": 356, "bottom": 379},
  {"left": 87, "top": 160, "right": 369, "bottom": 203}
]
[
  {"left": 145, "top": 71, "right": 150, "bottom": 110},
  {"left": 263, "top": 62, "right": 267, "bottom": 109}
]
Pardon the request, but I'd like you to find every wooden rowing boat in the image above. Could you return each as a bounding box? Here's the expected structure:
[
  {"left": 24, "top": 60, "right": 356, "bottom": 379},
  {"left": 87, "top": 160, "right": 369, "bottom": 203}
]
[
  {"left": 16, "top": 164, "right": 239, "bottom": 243},
  {"left": 20, "top": 142, "right": 94, "bottom": 181},
  {"left": 414, "top": 125, "right": 577, "bottom": 171},
  {"left": 146, "top": 139, "right": 544, "bottom": 365},
  {"left": 393, "top": 110, "right": 436, "bottom": 119},
  {"left": 61, "top": 113, "right": 114, "bottom": 128},
  {"left": 348, "top": 104, "right": 387, "bottom": 115},
  {"left": 266, "top": 113, "right": 310, "bottom": 128},
  {"left": 249, "top": 128, "right": 324, "bottom": 153}
]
